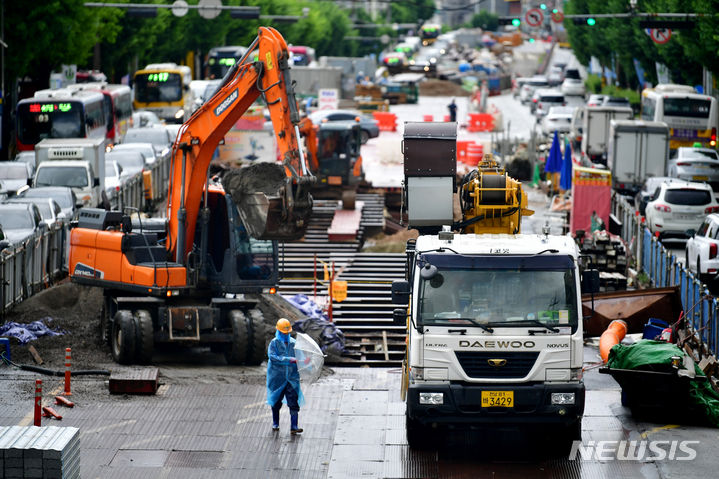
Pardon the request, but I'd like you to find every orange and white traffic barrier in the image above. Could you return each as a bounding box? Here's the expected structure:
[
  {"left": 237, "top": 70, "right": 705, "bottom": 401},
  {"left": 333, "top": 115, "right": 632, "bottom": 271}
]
[
  {"left": 63, "top": 348, "right": 72, "bottom": 396},
  {"left": 34, "top": 379, "right": 42, "bottom": 426},
  {"left": 55, "top": 396, "right": 75, "bottom": 408},
  {"left": 42, "top": 406, "right": 63, "bottom": 420},
  {"left": 599, "top": 320, "right": 627, "bottom": 363}
]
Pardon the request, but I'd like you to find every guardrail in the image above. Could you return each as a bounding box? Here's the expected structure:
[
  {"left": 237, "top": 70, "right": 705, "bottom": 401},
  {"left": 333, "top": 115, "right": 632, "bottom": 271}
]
[
  {"left": 0, "top": 154, "right": 172, "bottom": 317},
  {"left": 613, "top": 194, "right": 715, "bottom": 355}
]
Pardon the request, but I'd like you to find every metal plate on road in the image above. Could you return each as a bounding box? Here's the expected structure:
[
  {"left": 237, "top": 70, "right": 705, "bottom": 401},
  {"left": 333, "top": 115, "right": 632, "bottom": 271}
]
[{"left": 525, "top": 8, "right": 544, "bottom": 27}]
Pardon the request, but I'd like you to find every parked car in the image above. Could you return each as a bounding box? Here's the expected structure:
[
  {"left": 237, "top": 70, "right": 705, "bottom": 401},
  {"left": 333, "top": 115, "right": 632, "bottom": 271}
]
[
  {"left": 112, "top": 142, "right": 158, "bottom": 165},
  {"left": 561, "top": 78, "right": 585, "bottom": 96},
  {"left": 645, "top": 179, "right": 719, "bottom": 239},
  {"left": 635, "top": 176, "right": 674, "bottom": 216},
  {"left": 4, "top": 197, "right": 63, "bottom": 228},
  {"left": 17, "top": 186, "right": 77, "bottom": 219},
  {"left": 586, "top": 94, "right": 606, "bottom": 107},
  {"left": 0, "top": 203, "right": 46, "bottom": 244},
  {"left": 686, "top": 213, "right": 719, "bottom": 282},
  {"left": 534, "top": 89, "right": 566, "bottom": 119},
  {"left": 309, "top": 109, "right": 379, "bottom": 144},
  {"left": 542, "top": 106, "right": 575, "bottom": 136},
  {"left": 512, "top": 77, "right": 531, "bottom": 98},
  {"left": 14, "top": 151, "right": 36, "bottom": 175},
  {"left": 105, "top": 160, "right": 123, "bottom": 197},
  {"left": 131, "top": 110, "right": 161, "bottom": 128},
  {"left": 106, "top": 150, "right": 145, "bottom": 179},
  {"left": 667, "top": 147, "right": 719, "bottom": 190},
  {"left": 602, "top": 96, "right": 631, "bottom": 108},
  {"left": 123, "top": 127, "right": 172, "bottom": 160},
  {"left": 163, "top": 123, "right": 182, "bottom": 144},
  {"left": 0, "top": 162, "right": 33, "bottom": 194}
]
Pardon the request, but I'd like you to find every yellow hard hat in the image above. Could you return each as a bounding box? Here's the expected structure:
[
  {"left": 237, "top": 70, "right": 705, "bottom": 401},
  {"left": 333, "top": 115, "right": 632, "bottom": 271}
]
[{"left": 276, "top": 318, "right": 292, "bottom": 334}]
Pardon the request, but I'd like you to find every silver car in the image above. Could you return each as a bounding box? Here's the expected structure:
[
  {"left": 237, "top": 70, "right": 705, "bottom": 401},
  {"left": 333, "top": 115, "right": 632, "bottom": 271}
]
[
  {"left": 667, "top": 147, "right": 719, "bottom": 190},
  {"left": 542, "top": 106, "right": 575, "bottom": 137}
]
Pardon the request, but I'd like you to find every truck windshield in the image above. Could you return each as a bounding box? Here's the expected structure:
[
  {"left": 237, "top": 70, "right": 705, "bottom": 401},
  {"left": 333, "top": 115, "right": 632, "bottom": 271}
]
[
  {"left": 35, "top": 166, "right": 88, "bottom": 188},
  {"left": 417, "top": 255, "right": 578, "bottom": 330}
]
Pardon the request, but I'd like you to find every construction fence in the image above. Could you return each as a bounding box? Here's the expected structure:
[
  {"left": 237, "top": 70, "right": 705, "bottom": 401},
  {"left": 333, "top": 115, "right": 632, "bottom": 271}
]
[
  {"left": 0, "top": 154, "right": 171, "bottom": 317},
  {"left": 613, "top": 195, "right": 715, "bottom": 355}
]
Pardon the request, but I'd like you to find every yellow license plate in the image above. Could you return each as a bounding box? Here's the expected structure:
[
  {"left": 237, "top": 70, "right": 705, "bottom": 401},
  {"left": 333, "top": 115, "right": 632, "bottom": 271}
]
[
  {"left": 693, "top": 175, "right": 709, "bottom": 181},
  {"left": 481, "top": 390, "right": 514, "bottom": 408},
  {"left": 328, "top": 176, "right": 342, "bottom": 185}
]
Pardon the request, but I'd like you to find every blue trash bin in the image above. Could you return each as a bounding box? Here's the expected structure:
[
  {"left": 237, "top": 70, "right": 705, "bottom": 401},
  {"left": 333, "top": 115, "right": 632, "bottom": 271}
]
[
  {"left": 0, "top": 337, "right": 10, "bottom": 362},
  {"left": 643, "top": 318, "right": 669, "bottom": 340}
]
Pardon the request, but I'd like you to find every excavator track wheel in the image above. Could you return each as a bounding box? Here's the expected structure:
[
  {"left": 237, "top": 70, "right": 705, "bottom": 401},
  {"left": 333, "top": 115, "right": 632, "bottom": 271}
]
[
  {"left": 245, "top": 309, "right": 267, "bottom": 366},
  {"left": 134, "top": 310, "right": 154, "bottom": 365},
  {"left": 225, "top": 310, "right": 250, "bottom": 365},
  {"left": 111, "top": 310, "right": 136, "bottom": 365}
]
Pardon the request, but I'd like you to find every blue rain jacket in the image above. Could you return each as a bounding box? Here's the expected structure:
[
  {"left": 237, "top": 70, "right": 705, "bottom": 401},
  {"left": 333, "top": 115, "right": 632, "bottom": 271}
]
[{"left": 266, "top": 330, "right": 305, "bottom": 407}]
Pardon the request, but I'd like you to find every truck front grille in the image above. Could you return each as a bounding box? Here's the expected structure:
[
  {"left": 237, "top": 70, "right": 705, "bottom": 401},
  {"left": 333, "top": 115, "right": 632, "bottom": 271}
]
[{"left": 455, "top": 351, "right": 539, "bottom": 379}]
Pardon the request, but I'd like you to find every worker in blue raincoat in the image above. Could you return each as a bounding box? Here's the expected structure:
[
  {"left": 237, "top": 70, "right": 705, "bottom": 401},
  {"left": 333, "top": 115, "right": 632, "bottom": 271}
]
[{"left": 267, "top": 318, "right": 305, "bottom": 434}]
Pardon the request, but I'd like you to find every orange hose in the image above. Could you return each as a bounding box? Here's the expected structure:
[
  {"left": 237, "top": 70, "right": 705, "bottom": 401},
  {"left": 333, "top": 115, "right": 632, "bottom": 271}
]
[{"left": 599, "top": 319, "right": 628, "bottom": 363}]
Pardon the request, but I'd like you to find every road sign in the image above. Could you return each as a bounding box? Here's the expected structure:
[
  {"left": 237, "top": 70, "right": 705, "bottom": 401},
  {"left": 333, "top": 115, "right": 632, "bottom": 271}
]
[
  {"left": 551, "top": 11, "right": 564, "bottom": 23},
  {"left": 198, "top": 0, "right": 221, "bottom": 19},
  {"left": 525, "top": 8, "right": 544, "bottom": 27},
  {"left": 171, "top": 0, "right": 188, "bottom": 17},
  {"left": 331, "top": 281, "right": 348, "bottom": 302},
  {"left": 650, "top": 28, "right": 672, "bottom": 44},
  {"left": 318, "top": 89, "right": 339, "bottom": 110}
]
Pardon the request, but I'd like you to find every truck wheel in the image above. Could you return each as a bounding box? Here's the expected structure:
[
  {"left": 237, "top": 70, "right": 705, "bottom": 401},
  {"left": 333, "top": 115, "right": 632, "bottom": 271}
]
[
  {"left": 134, "top": 310, "right": 154, "bottom": 365},
  {"left": 225, "top": 310, "right": 249, "bottom": 365},
  {"left": 246, "top": 309, "right": 267, "bottom": 366},
  {"left": 406, "top": 415, "right": 429, "bottom": 449},
  {"left": 111, "top": 310, "right": 136, "bottom": 365}
]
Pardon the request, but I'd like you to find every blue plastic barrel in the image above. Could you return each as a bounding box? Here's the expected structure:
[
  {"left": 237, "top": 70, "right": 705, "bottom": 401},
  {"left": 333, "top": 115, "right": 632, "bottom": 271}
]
[{"left": 0, "top": 337, "right": 10, "bottom": 362}]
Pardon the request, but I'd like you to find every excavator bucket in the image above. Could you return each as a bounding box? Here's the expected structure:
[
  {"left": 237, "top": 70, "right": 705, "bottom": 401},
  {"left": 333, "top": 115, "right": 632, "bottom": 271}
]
[{"left": 223, "top": 163, "right": 312, "bottom": 241}]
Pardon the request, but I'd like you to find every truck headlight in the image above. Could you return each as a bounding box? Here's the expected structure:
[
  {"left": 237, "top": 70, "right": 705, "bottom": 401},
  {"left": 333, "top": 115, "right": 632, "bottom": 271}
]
[
  {"left": 419, "top": 392, "right": 444, "bottom": 405},
  {"left": 551, "top": 393, "right": 575, "bottom": 405},
  {"left": 410, "top": 367, "right": 424, "bottom": 380}
]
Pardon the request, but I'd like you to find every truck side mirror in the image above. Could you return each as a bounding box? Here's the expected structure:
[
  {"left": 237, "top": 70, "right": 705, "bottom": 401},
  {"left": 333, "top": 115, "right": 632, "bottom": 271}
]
[
  {"left": 391, "top": 280, "right": 410, "bottom": 305},
  {"left": 581, "top": 269, "right": 600, "bottom": 294},
  {"left": 392, "top": 308, "right": 407, "bottom": 325},
  {"left": 94, "top": 177, "right": 100, "bottom": 187}
]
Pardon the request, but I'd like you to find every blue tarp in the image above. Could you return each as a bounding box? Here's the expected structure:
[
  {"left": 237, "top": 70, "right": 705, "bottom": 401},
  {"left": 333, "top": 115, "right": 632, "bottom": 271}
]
[
  {"left": 283, "top": 294, "right": 347, "bottom": 356},
  {"left": 545, "top": 131, "right": 562, "bottom": 173},
  {"left": 560, "top": 141, "right": 573, "bottom": 191},
  {"left": 0, "top": 318, "right": 66, "bottom": 345}
]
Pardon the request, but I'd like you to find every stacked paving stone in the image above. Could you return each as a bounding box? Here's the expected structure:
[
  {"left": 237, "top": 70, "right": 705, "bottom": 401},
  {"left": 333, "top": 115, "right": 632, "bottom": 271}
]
[
  {"left": 577, "top": 229, "right": 628, "bottom": 291},
  {"left": 0, "top": 426, "right": 79, "bottom": 478}
]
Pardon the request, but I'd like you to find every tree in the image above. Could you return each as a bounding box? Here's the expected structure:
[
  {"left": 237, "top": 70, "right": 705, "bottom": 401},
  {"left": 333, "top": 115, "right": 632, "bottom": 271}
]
[{"left": 469, "top": 11, "right": 499, "bottom": 31}]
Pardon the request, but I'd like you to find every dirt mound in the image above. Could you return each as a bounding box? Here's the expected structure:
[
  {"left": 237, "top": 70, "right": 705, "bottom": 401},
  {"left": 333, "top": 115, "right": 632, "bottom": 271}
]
[
  {"left": 420, "top": 80, "right": 471, "bottom": 97},
  {"left": 362, "top": 229, "right": 419, "bottom": 253},
  {"left": 221, "top": 162, "right": 287, "bottom": 197}
]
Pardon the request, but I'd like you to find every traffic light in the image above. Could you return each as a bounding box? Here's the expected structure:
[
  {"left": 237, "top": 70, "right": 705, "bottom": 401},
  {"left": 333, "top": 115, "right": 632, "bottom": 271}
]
[
  {"left": 586, "top": 17, "right": 596, "bottom": 26},
  {"left": 552, "top": 8, "right": 558, "bottom": 13},
  {"left": 498, "top": 17, "right": 521, "bottom": 26},
  {"left": 540, "top": 4, "right": 547, "bottom": 10}
]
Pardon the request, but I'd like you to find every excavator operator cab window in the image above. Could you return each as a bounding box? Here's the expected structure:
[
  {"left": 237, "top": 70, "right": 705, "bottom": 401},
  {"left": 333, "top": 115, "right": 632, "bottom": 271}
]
[{"left": 230, "top": 201, "right": 274, "bottom": 281}]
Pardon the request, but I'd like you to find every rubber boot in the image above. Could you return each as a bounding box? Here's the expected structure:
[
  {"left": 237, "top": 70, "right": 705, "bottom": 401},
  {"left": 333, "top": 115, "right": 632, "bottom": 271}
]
[
  {"left": 290, "top": 413, "right": 303, "bottom": 435},
  {"left": 272, "top": 407, "right": 280, "bottom": 431}
]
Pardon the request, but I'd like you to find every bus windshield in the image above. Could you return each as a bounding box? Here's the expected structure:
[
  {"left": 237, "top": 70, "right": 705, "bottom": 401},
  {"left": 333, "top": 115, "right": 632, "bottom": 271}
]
[
  {"left": 664, "top": 98, "right": 711, "bottom": 118},
  {"left": 135, "top": 72, "right": 182, "bottom": 102},
  {"left": 17, "top": 102, "right": 83, "bottom": 145}
]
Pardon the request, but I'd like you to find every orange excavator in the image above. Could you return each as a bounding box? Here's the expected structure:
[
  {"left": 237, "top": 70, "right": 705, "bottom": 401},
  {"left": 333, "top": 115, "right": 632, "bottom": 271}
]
[{"left": 68, "top": 27, "right": 314, "bottom": 365}]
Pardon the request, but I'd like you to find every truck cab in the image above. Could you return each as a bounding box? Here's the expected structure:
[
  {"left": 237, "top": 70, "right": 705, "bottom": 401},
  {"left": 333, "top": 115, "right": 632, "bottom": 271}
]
[{"left": 393, "top": 232, "right": 592, "bottom": 449}]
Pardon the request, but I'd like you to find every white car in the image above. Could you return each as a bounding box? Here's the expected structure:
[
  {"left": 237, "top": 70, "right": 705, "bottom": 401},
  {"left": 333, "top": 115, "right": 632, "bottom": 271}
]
[
  {"left": 645, "top": 179, "right": 719, "bottom": 239},
  {"left": 534, "top": 89, "right": 566, "bottom": 119},
  {"left": 105, "top": 160, "right": 123, "bottom": 196},
  {"left": 686, "top": 213, "right": 719, "bottom": 282},
  {"left": 542, "top": 106, "right": 575, "bottom": 137},
  {"left": 112, "top": 142, "right": 158, "bottom": 165},
  {"left": 561, "top": 78, "right": 585, "bottom": 97},
  {"left": 519, "top": 76, "right": 549, "bottom": 104}
]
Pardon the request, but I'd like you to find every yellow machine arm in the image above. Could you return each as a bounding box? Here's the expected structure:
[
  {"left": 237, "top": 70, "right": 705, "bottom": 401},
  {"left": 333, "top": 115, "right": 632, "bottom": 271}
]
[{"left": 457, "top": 154, "right": 534, "bottom": 235}]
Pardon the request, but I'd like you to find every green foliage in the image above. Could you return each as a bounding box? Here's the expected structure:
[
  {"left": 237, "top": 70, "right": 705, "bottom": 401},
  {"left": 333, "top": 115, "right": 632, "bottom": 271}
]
[
  {"left": 565, "top": 0, "right": 719, "bottom": 87},
  {"left": 469, "top": 11, "right": 499, "bottom": 31},
  {"left": 585, "top": 74, "right": 602, "bottom": 94},
  {"left": 601, "top": 85, "right": 641, "bottom": 107}
]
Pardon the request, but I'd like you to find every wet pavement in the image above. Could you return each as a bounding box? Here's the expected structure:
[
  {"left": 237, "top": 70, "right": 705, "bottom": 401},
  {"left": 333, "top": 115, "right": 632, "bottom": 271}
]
[{"left": 0, "top": 344, "right": 715, "bottom": 478}]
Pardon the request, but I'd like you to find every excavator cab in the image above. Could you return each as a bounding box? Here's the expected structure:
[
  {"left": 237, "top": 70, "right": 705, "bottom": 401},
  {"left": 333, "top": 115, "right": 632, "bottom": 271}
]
[{"left": 315, "top": 121, "right": 364, "bottom": 187}]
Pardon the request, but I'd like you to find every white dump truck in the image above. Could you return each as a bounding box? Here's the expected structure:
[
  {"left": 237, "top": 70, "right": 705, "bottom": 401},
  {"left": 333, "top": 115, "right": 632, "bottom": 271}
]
[{"left": 392, "top": 122, "right": 599, "bottom": 451}]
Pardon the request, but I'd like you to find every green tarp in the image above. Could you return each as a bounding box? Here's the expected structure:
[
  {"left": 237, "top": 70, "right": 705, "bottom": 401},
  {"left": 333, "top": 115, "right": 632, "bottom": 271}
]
[{"left": 608, "top": 340, "right": 719, "bottom": 427}]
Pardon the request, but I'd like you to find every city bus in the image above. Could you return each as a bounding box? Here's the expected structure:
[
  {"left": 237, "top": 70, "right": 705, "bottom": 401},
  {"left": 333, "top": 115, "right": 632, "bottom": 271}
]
[
  {"left": 16, "top": 89, "right": 107, "bottom": 151},
  {"left": 66, "top": 82, "right": 133, "bottom": 144},
  {"left": 419, "top": 24, "right": 441, "bottom": 46},
  {"left": 205, "top": 46, "right": 248, "bottom": 79},
  {"left": 641, "top": 84, "right": 718, "bottom": 150},
  {"left": 133, "top": 63, "right": 193, "bottom": 123}
]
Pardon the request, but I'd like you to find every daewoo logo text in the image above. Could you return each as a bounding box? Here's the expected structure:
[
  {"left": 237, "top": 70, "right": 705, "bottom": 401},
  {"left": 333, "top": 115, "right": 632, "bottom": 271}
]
[
  {"left": 458, "top": 340, "right": 536, "bottom": 348},
  {"left": 215, "top": 89, "right": 239, "bottom": 116}
]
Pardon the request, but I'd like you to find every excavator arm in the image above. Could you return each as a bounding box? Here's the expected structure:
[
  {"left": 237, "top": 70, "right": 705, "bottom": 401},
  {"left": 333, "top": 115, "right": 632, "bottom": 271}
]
[{"left": 167, "top": 27, "right": 313, "bottom": 263}]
